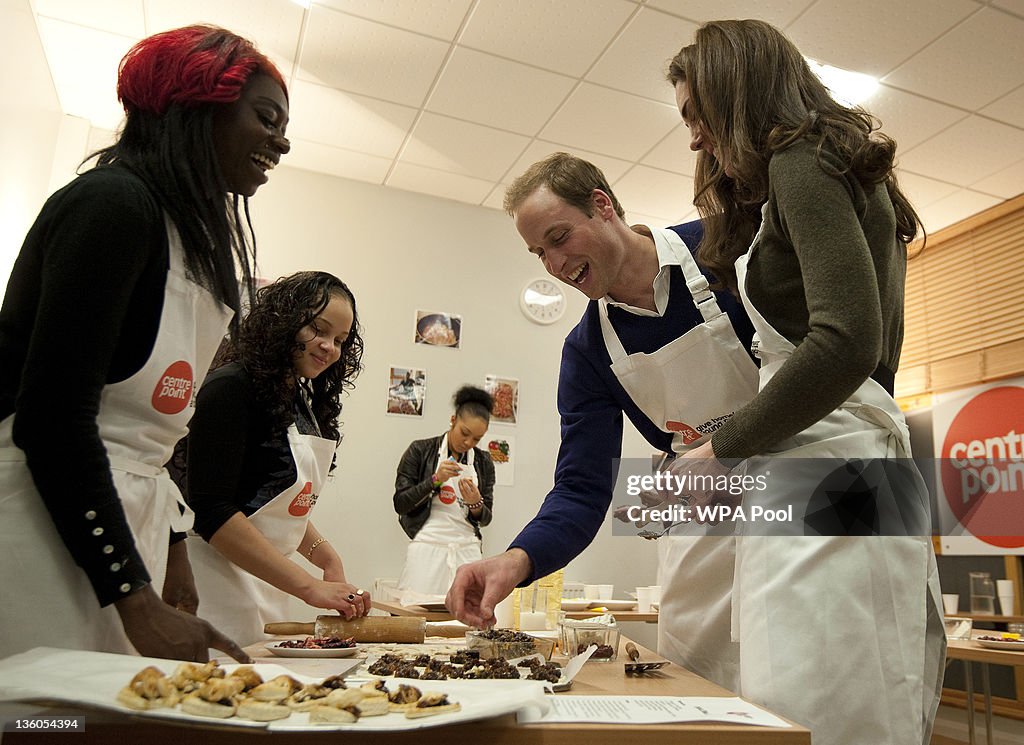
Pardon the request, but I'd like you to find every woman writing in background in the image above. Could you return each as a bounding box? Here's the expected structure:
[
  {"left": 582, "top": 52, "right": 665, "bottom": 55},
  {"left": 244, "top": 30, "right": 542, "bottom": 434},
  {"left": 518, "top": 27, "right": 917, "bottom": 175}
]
[
  {"left": 0, "top": 25, "right": 288, "bottom": 662},
  {"left": 394, "top": 386, "right": 495, "bottom": 602},
  {"left": 185, "top": 272, "right": 370, "bottom": 646},
  {"left": 668, "top": 20, "right": 943, "bottom": 745}
]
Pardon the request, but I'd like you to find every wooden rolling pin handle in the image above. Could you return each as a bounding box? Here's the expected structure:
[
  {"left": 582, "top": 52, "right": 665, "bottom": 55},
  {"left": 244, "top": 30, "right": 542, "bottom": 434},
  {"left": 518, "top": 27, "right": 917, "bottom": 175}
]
[
  {"left": 264, "top": 622, "right": 315, "bottom": 635},
  {"left": 625, "top": 641, "right": 640, "bottom": 662}
]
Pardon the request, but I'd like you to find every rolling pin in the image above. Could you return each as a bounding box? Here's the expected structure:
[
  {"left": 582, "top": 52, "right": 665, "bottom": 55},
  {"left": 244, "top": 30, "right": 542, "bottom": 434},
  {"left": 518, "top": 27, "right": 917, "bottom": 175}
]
[{"left": 264, "top": 615, "right": 468, "bottom": 642}]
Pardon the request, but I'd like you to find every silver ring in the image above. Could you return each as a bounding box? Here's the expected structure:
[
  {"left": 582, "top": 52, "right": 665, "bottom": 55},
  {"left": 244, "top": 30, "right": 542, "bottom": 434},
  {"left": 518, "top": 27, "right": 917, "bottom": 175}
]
[{"left": 355, "top": 589, "right": 365, "bottom": 596}]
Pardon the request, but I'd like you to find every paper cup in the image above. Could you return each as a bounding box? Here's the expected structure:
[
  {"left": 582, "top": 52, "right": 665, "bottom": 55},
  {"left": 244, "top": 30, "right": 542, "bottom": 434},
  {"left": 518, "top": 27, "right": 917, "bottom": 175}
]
[
  {"left": 648, "top": 585, "right": 662, "bottom": 604},
  {"left": 597, "top": 584, "right": 613, "bottom": 600},
  {"left": 583, "top": 584, "right": 601, "bottom": 600},
  {"left": 636, "top": 586, "right": 654, "bottom": 612},
  {"left": 942, "top": 593, "right": 959, "bottom": 615},
  {"left": 999, "top": 595, "right": 1014, "bottom": 615}
]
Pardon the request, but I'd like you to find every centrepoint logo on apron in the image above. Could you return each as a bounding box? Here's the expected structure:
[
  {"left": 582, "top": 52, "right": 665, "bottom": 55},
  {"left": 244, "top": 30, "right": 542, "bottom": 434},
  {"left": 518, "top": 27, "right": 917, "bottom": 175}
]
[
  {"left": 288, "top": 481, "right": 318, "bottom": 517},
  {"left": 666, "top": 413, "right": 735, "bottom": 444},
  {"left": 438, "top": 485, "right": 457, "bottom": 505},
  {"left": 151, "top": 360, "right": 194, "bottom": 415}
]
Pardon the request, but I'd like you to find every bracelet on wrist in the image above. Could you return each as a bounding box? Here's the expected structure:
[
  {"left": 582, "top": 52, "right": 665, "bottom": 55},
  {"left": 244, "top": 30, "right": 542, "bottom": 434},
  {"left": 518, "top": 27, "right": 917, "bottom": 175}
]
[{"left": 306, "top": 537, "right": 328, "bottom": 559}]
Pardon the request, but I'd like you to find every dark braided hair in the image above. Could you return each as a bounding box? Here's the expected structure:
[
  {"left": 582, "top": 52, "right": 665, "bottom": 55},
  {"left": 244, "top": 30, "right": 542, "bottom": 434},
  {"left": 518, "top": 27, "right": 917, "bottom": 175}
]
[
  {"left": 453, "top": 386, "right": 494, "bottom": 423},
  {"left": 221, "top": 272, "right": 363, "bottom": 442},
  {"left": 91, "top": 25, "right": 287, "bottom": 327}
]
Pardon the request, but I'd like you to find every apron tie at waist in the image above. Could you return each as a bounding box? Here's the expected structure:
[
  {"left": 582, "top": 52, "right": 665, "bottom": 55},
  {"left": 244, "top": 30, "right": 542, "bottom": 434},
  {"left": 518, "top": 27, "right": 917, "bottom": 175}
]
[{"left": 108, "top": 456, "right": 194, "bottom": 534}]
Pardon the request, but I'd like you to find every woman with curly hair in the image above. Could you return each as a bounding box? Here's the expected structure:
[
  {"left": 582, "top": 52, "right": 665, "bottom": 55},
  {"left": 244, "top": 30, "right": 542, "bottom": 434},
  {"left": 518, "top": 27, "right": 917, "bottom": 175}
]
[
  {"left": 185, "top": 272, "right": 369, "bottom": 646},
  {"left": 0, "top": 25, "right": 288, "bottom": 662},
  {"left": 393, "top": 386, "right": 495, "bottom": 602},
  {"left": 666, "top": 19, "right": 942, "bottom": 745}
]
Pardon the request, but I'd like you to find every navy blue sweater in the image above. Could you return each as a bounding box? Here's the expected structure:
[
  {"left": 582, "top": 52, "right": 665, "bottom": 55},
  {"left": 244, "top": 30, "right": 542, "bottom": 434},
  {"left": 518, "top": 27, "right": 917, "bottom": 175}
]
[{"left": 508, "top": 221, "right": 755, "bottom": 582}]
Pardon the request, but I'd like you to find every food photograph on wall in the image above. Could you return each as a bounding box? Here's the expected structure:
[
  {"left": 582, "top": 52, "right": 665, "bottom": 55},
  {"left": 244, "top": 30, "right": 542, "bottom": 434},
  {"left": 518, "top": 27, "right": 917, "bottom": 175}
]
[
  {"left": 414, "top": 310, "right": 461, "bottom": 349},
  {"left": 485, "top": 375, "right": 519, "bottom": 425}
]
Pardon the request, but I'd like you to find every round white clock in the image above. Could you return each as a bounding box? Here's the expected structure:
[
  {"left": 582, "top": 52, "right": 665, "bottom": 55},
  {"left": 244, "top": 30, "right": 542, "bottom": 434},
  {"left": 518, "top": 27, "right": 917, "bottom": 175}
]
[{"left": 519, "top": 277, "right": 567, "bottom": 325}]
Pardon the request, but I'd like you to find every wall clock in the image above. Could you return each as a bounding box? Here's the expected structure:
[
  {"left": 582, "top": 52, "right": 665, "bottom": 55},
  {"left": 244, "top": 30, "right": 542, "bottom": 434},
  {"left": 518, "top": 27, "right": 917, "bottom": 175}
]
[{"left": 519, "top": 277, "right": 566, "bottom": 325}]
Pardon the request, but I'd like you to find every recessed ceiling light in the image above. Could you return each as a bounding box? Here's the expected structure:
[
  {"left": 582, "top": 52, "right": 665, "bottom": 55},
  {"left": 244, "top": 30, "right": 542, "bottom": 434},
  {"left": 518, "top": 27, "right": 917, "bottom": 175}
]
[{"left": 806, "top": 58, "right": 879, "bottom": 106}]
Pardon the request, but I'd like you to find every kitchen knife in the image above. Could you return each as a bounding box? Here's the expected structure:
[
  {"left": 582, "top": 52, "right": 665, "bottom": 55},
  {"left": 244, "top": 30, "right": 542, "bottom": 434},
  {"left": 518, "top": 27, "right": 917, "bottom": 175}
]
[{"left": 263, "top": 616, "right": 468, "bottom": 642}]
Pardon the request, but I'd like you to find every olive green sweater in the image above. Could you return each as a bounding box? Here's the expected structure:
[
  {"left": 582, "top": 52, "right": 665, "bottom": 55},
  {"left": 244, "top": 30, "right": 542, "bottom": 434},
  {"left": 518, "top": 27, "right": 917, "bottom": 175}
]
[{"left": 711, "top": 138, "right": 907, "bottom": 460}]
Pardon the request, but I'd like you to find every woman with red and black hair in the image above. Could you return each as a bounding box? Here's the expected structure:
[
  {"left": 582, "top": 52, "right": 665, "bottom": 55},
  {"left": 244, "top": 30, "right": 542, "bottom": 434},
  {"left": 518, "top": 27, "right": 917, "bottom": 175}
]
[{"left": 0, "top": 25, "right": 289, "bottom": 662}]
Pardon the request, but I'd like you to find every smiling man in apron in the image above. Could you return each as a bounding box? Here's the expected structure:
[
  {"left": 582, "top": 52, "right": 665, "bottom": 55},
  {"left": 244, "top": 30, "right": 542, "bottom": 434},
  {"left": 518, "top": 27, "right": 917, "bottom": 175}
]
[{"left": 445, "top": 153, "right": 759, "bottom": 692}]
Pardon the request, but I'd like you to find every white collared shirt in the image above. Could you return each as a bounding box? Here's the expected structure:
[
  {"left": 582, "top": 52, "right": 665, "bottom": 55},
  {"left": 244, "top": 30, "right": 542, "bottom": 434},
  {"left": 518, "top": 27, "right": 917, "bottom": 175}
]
[{"left": 603, "top": 225, "right": 684, "bottom": 318}]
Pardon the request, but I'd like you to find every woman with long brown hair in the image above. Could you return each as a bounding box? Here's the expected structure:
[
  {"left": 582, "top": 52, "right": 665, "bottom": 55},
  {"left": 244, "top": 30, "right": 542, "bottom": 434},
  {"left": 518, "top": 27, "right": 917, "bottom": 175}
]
[{"left": 667, "top": 19, "right": 943, "bottom": 745}]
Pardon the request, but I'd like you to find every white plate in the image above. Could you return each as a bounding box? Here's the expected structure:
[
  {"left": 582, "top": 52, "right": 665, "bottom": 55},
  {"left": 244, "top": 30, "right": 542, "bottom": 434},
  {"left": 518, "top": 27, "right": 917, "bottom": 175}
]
[
  {"left": 560, "top": 599, "right": 591, "bottom": 611},
  {"left": 586, "top": 599, "right": 636, "bottom": 611},
  {"left": 975, "top": 638, "right": 1024, "bottom": 651},
  {"left": 266, "top": 642, "right": 360, "bottom": 658}
]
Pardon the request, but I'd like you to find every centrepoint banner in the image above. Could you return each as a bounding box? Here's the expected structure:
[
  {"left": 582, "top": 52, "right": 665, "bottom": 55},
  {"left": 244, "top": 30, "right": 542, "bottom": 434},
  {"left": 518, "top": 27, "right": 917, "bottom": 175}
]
[{"left": 933, "top": 378, "right": 1024, "bottom": 555}]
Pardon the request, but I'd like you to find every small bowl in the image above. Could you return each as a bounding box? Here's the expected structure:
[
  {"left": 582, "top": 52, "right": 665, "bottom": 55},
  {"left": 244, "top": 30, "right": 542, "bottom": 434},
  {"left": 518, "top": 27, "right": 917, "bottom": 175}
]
[
  {"left": 465, "top": 629, "right": 555, "bottom": 660},
  {"left": 560, "top": 623, "right": 620, "bottom": 663}
]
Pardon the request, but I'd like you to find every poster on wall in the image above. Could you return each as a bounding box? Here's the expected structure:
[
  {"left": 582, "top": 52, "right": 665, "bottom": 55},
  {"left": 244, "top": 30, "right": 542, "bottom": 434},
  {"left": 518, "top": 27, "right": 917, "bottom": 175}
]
[
  {"left": 486, "top": 434, "right": 515, "bottom": 486},
  {"left": 932, "top": 377, "right": 1024, "bottom": 555},
  {"left": 485, "top": 375, "right": 519, "bottom": 425},
  {"left": 414, "top": 310, "right": 461, "bottom": 348},
  {"left": 387, "top": 366, "right": 426, "bottom": 417}
]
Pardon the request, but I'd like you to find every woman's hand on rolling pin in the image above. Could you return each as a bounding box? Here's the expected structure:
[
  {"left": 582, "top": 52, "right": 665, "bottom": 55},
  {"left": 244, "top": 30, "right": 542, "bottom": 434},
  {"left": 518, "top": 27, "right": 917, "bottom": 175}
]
[{"left": 302, "top": 580, "right": 372, "bottom": 619}]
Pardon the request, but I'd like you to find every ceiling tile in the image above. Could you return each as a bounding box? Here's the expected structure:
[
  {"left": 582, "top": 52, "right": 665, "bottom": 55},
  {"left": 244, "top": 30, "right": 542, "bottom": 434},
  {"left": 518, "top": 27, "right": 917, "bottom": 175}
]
[
  {"left": 286, "top": 80, "right": 417, "bottom": 158},
  {"left": 645, "top": 0, "right": 813, "bottom": 28},
  {"left": 981, "top": 84, "right": 1024, "bottom": 129},
  {"left": 386, "top": 161, "right": 493, "bottom": 205},
  {"left": 586, "top": 7, "right": 698, "bottom": 104},
  {"left": 787, "top": 0, "right": 976, "bottom": 77},
  {"left": 992, "top": 0, "right": 1024, "bottom": 17},
  {"left": 296, "top": 5, "right": 449, "bottom": 106},
  {"left": 916, "top": 189, "right": 1002, "bottom": 233},
  {"left": 144, "top": 0, "right": 303, "bottom": 76},
  {"left": 612, "top": 165, "right": 693, "bottom": 223},
  {"left": 895, "top": 170, "right": 959, "bottom": 209},
  {"left": 969, "top": 158, "right": 1024, "bottom": 198},
  {"left": 34, "top": 18, "right": 132, "bottom": 130},
  {"left": 865, "top": 85, "right": 967, "bottom": 153},
  {"left": 400, "top": 113, "right": 529, "bottom": 181},
  {"left": 506, "top": 141, "right": 634, "bottom": 185},
  {"left": 33, "top": 0, "right": 145, "bottom": 37},
  {"left": 426, "top": 47, "right": 575, "bottom": 135},
  {"left": 313, "top": 0, "right": 473, "bottom": 40},
  {"left": 282, "top": 140, "right": 392, "bottom": 185},
  {"left": 458, "top": 0, "right": 637, "bottom": 77},
  {"left": 540, "top": 83, "right": 680, "bottom": 162},
  {"left": 481, "top": 184, "right": 508, "bottom": 211},
  {"left": 898, "top": 115, "right": 1024, "bottom": 184},
  {"left": 625, "top": 208, "right": 698, "bottom": 228},
  {"left": 883, "top": 7, "right": 1024, "bottom": 110},
  {"left": 641, "top": 125, "right": 699, "bottom": 176}
]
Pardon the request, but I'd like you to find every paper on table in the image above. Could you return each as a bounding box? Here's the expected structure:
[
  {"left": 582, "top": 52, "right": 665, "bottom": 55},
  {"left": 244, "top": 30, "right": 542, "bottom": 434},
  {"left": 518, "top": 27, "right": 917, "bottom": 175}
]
[{"left": 517, "top": 695, "right": 792, "bottom": 728}]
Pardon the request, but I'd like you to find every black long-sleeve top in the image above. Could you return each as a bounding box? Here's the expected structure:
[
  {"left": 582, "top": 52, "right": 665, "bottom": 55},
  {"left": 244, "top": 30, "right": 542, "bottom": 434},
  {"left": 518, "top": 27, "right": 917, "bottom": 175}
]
[{"left": 0, "top": 166, "right": 170, "bottom": 605}]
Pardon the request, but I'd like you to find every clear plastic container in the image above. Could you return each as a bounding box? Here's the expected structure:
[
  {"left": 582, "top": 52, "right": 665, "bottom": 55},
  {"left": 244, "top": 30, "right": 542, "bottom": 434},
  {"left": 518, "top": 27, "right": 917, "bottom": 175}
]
[
  {"left": 560, "top": 623, "right": 620, "bottom": 662},
  {"left": 464, "top": 629, "right": 555, "bottom": 660}
]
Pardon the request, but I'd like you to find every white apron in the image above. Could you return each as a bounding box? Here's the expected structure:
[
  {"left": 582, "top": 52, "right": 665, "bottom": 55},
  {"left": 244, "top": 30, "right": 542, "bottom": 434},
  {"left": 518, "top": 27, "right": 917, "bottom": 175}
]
[
  {"left": 732, "top": 247, "right": 945, "bottom": 745},
  {"left": 188, "top": 398, "right": 337, "bottom": 647},
  {"left": 398, "top": 438, "right": 483, "bottom": 600},
  {"left": 0, "top": 217, "right": 232, "bottom": 657},
  {"left": 599, "top": 226, "right": 759, "bottom": 692}
]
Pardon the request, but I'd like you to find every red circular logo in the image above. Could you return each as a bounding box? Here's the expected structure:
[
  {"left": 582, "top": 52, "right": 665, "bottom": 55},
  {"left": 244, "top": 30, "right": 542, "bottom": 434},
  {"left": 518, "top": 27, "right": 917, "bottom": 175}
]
[
  {"left": 151, "top": 360, "right": 194, "bottom": 415},
  {"left": 940, "top": 386, "right": 1024, "bottom": 548},
  {"left": 438, "top": 485, "right": 457, "bottom": 505},
  {"left": 666, "top": 421, "right": 701, "bottom": 444},
  {"left": 288, "top": 482, "right": 316, "bottom": 517}
]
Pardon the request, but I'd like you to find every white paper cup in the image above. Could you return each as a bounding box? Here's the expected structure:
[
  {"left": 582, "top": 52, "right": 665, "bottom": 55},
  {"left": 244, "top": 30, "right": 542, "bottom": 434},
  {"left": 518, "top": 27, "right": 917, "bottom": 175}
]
[
  {"left": 648, "top": 585, "right": 662, "bottom": 604},
  {"left": 636, "top": 586, "right": 654, "bottom": 612},
  {"left": 494, "top": 595, "right": 515, "bottom": 628},
  {"left": 583, "top": 584, "right": 601, "bottom": 600},
  {"left": 999, "top": 595, "right": 1014, "bottom": 615},
  {"left": 942, "top": 593, "right": 959, "bottom": 615},
  {"left": 597, "top": 584, "right": 613, "bottom": 600}
]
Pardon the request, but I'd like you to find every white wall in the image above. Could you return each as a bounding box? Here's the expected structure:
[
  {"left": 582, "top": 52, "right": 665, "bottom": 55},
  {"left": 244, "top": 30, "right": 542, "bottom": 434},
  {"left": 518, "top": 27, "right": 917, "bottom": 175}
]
[{"left": 248, "top": 167, "right": 661, "bottom": 624}]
